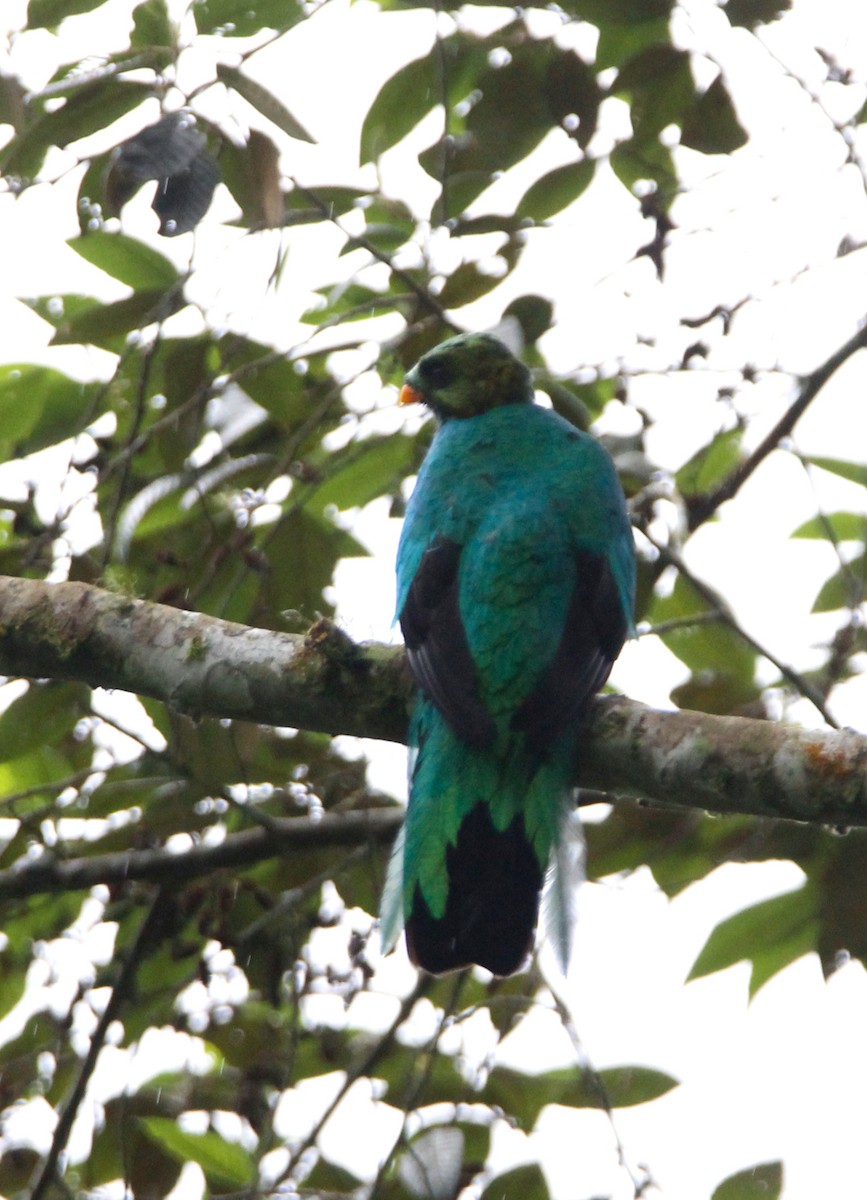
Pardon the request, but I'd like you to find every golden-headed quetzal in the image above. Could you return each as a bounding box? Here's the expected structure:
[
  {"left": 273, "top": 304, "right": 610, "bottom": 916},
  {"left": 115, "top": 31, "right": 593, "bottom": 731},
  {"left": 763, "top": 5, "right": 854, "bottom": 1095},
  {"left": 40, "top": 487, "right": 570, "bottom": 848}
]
[{"left": 380, "top": 333, "right": 635, "bottom": 976}]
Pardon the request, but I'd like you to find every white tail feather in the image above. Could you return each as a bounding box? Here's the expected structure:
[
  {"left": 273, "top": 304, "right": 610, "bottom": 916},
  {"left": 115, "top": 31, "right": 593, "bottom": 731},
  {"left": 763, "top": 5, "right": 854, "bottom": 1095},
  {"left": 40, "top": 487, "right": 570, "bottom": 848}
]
[{"left": 541, "top": 797, "right": 585, "bottom": 974}]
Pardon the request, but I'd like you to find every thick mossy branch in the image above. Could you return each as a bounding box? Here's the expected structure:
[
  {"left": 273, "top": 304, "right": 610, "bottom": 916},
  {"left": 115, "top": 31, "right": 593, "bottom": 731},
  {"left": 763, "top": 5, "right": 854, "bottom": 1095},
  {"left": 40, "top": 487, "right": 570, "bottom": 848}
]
[{"left": 0, "top": 575, "right": 866, "bottom": 840}]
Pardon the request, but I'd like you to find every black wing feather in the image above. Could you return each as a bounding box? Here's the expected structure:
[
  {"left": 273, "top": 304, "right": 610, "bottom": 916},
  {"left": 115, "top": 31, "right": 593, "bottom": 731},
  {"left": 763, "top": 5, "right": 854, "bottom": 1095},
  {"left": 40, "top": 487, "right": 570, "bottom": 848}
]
[
  {"left": 400, "top": 536, "right": 496, "bottom": 749},
  {"left": 513, "top": 548, "right": 628, "bottom": 756}
]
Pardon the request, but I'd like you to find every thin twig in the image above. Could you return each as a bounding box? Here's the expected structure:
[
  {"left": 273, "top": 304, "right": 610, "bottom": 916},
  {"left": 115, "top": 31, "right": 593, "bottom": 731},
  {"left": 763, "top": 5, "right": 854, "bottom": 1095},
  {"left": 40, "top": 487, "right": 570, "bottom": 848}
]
[
  {"left": 644, "top": 530, "right": 839, "bottom": 728},
  {"left": 686, "top": 322, "right": 867, "bottom": 529},
  {"left": 277, "top": 975, "right": 432, "bottom": 1188},
  {"left": 30, "top": 888, "right": 175, "bottom": 1200}
]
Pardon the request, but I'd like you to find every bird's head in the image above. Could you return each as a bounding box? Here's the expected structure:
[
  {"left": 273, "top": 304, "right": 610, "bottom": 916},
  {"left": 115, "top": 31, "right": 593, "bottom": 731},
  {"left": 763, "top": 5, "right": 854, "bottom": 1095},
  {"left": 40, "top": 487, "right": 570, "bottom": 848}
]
[{"left": 399, "top": 332, "right": 534, "bottom": 420}]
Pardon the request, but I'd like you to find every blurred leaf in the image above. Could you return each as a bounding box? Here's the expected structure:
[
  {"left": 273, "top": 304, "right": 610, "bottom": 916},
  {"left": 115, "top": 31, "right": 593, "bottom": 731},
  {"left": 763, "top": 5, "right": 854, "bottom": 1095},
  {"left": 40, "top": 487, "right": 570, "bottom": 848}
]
[
  {"left": 27, "top": 288, "right": 183, "bottom": 348},
  {"left": 811, "top": 550, "right": 867, "bottom": 613},
  {"left": 682, "top": 76, "right": 748, "bottom": 154},
  {"left": 805, "top": 455, "right": 867, "bottom": 487},
  {"left": 68, "top": 231, "right": 179, "bottom": 290},
  {"left": 614, "top": 44, "right": 694, "bottom": 141},
  {"left": 517, "top": 159, "right": 595, "bottom": 221},
  {"left": 311, "top": 435, "right": 416, "bottom": 514},
  {"left": 217, "top": 63, "right": 315, "bottom": 142},
  {"left": 480, "top": 1164, "right": 549, "bottom": 1200},
  {"left": 361, "top": 51, "right": 457, "bottom": 165},
  {"left": 305, "top": 1158, "right": 364, "bottom": 1193},
  {"left": 140, "top": 1118, "right": 255, "bottom": 1188},
  {"left": 26, "top": 0, "right": 111, "bottom": 28},
  {"left": 791, "top": 511, "right": 867, "bottom": 540},
  {"left": 193, "top": 0, "right": 305, "bottom": 35},
  {"left": 676, "top": 427, "right": 743, "bottom": 496},
  {"left": 1, "top": 80, "right": 153, "bottom": 179},
  {"left": 0, "top": 364, "right": 101, "bottom": 459},
  {"left": 131, "top": 0, "right": 174, "bottom": 48},
  {"left": 688, "top": 883, "right": 818, "bottom": 997},
  {"left": 437, "top": 261, "right": 508, "bottom": 309},
  {"left": 723, "top": 0, "right": 791, "bottom": 27},
  {"left": 483, "top": 1063, "right": 677, "bottom": 1125},
  {"left": 650, "top": 574, "right": 756, "bottom": 688},
  {"left": 712, "top": 1161, "right": 783, "bottom": 1199},
  {"left": 397, "top": 1126, "right": 464, "bottom": 1200}
]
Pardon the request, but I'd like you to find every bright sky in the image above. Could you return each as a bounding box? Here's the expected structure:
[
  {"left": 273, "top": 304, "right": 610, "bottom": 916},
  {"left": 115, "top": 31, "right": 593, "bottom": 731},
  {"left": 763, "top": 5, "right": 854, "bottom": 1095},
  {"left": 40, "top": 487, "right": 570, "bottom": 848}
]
[{"left": 2, "top": 1, "right": 867, "bottom": 1197}]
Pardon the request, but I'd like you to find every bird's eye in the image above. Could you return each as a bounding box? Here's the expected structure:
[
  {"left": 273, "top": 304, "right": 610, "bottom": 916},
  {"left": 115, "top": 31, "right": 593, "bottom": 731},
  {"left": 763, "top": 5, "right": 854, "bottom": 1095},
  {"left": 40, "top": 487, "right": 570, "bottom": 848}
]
[{"left": 423, "top": 360, "right": 453, "bottom": 389}]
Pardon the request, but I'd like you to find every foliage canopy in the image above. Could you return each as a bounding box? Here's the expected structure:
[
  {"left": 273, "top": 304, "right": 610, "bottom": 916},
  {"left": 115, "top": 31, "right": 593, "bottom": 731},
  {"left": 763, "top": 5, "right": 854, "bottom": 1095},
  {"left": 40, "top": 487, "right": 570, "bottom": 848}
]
[{"left": 0, "top": 0, "right": 865, "bottom": 1196}]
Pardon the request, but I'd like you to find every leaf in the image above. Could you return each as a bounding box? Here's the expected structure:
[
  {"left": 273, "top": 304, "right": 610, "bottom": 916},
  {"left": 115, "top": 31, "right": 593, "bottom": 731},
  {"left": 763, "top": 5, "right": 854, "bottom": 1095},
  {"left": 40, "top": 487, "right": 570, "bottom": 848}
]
[
  {"left": 804, "top": 455, "right": 867, "bottom": 487},
  {"left": 310, "top": 435, "right": 416, "bottom": 514},
  {"left": 681, "top": 76, "right": 748, "bottom": 155},
  {"left": 193, "top": 0, "right": 305, "bottom": 35},
  {"left": 650, "top": 574, "right": 756, "bottom": 685},
  {"left": 360, "top": 53, "right": 440, "bottom": 165},
  {"left": 26, "top": 289, "right": 183, "bottom": 349},
  {"left": 437, "top": 261, "right": 507, "bottom": 309},
  {"left": 712, "top": 1161, "right": 783, "bottom": 1199},
  {"left": 483, "top": 1063, "right": 677, "bottom": 1125},
  {"left": 811, "top": 551, "right": 867, "bottom": 613},
  {"left": 0, "top": 364, "right": 101, "bottom": 459},
  {"left": 217, "top": 63, "right": 315, "bottom": 142},
  {"left": 723, "top": 0, "right": 791, "bottom": 27},
  {"left": 676, "top": 428, "right": 744, "bottom": 496},
  {"left": 480, "top": 1164, "right": 550, "bottom": 1200},
  {"left": 792, "top": 511, "right": 867, "bottom": 540},
  {"left": 139, "top": 1118, "right": 255, "bottom": 1188},
  {"left": 688, "top": 884, "right": 818, "bottom": 997},
  {"left": 68, "top": 232, "right": 179, "bottom": 290},
  {"left": 517, "top": 159, "right": 595, "bottom": 221},
  {"left": 131, "top": 0, "right": 174, "bottom": 48},
  {"left": 26, "top": 0, "right": 110, "bottom": 27},
  {"left": 1, "top": 80, "right": 154, "bottom": 179}
]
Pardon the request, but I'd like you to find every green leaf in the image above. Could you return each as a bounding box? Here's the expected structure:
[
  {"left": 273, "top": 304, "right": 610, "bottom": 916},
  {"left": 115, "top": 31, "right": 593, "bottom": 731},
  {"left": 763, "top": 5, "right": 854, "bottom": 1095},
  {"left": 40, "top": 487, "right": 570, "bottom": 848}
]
[
  {"left": 688, "top": 884, "right": 818, "bottom": 997},
  {"left": 310, "top": 435, "right": 416, "bottom": 514},
  {"left": 68, "top": 232, "right": 179, "bottom": 290},
  {"left": 723, "top": 0, "right": 791, "bottom": 27},
  {"left": 360, "top": 53, "right": 440, "bottom": 165},
  {"left": 614, "top": 45, "right": 695, "bottom": 142},
  {"left": 811, "top": 550, "right": 867, "bottom": 613},
  {"left": 131, "top": 0, "right": 174, "bottom": 48},
  {"left": 483, "top": 1063, "right": 677, "bottom": 1125},
  {"left": 139, "top": 1118, "right": 255, "bottom": 1188},
  {"left": 480, "top": 1164, "right": 549, "bottom": 1200},
  {"left": 516, "top": 159, "right": 595, "bottom": 221},
  {"left": 216, "top": 63, "right": 315, "bottom": 142},
  {"left": 26, "top": 289, "right": 182, "bottom": 349},
  {"left": 192, "top": 0, "right": 305, "bottom": 36},
  {"left": 676, "top": 428, "right": 744, "bottom": 497},
  {"left": 650, "top": 574, "right": 756, "bottom": 684},
  {"left": 0, "top": 364, "right": 101, "bottom": 459},
  {"left": 610, "top": 134, "right": 677, "bottom": 203},
  {"left": 791, "top": 511, "right": 867, "bottom": 540},
  {"left": 712, "top": 1161, "right": 783, "bottom": 1200},
  {"left": 26, "top": 0, "right": 110, "bottom": 27},
  {"left": 437, "top": 261, "right": 507, "bottom": 309},
  {"left": 681, "top": 76, "right": 748, "bottom": 155},
  {"left": 804, "top": 455, "right": 867, "bottom": 487},
  {"left": 0, "top": 80, "right": 154, "bottom": 180}
]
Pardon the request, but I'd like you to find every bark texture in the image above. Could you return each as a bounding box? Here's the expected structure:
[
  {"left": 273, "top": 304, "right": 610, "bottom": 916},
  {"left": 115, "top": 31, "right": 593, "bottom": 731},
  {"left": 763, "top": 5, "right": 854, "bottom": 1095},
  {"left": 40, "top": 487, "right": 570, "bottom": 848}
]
[{"left": 0, "top": 574, "right": 865, "bottom": 837}]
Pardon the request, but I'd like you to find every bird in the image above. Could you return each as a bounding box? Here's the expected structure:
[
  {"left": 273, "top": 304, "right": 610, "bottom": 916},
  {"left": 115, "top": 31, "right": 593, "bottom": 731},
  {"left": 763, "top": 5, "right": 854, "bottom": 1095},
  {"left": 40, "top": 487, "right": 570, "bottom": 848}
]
[{"left": 380, "top": 332, "right": 635, "bottom": 976}]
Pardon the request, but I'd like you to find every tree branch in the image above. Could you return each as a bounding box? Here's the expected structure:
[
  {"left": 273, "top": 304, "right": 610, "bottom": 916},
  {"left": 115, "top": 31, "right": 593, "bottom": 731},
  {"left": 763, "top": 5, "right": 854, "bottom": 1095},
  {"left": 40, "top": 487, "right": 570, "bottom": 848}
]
[
  {"left": 686, "top": 322, "right": 867, "bottom": 529},
  {"left": 0, "top": 574, "right": 866, "bottom": 896}
]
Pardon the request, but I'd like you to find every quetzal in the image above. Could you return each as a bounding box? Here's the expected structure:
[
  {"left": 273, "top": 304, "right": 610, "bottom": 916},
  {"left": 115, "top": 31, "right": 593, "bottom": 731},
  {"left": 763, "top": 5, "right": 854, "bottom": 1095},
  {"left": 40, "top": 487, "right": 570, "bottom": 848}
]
[{"left": 380, "top": 333, "right": 635, "bottom": 976}]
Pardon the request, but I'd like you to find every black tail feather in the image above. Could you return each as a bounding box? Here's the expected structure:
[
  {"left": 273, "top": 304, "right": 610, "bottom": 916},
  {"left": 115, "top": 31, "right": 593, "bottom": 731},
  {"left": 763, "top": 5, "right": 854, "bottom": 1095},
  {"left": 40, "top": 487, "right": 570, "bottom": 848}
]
[{"left": 406, "top": 805, "right": 543, "bottom": 976}]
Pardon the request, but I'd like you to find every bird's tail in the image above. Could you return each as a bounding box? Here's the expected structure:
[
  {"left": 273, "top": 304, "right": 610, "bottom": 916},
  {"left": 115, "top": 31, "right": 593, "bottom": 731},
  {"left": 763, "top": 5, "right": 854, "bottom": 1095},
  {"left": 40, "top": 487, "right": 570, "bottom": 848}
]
[{"left": 380, "top": 700, "right": 581, "bottom": 975}]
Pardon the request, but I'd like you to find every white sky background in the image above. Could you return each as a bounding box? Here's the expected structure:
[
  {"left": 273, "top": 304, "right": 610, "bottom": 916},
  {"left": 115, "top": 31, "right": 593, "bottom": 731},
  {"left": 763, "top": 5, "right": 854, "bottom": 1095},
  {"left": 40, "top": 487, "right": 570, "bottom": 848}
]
[{"left": 2, "top": 0, "right": 867, "bottom": 1197}]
